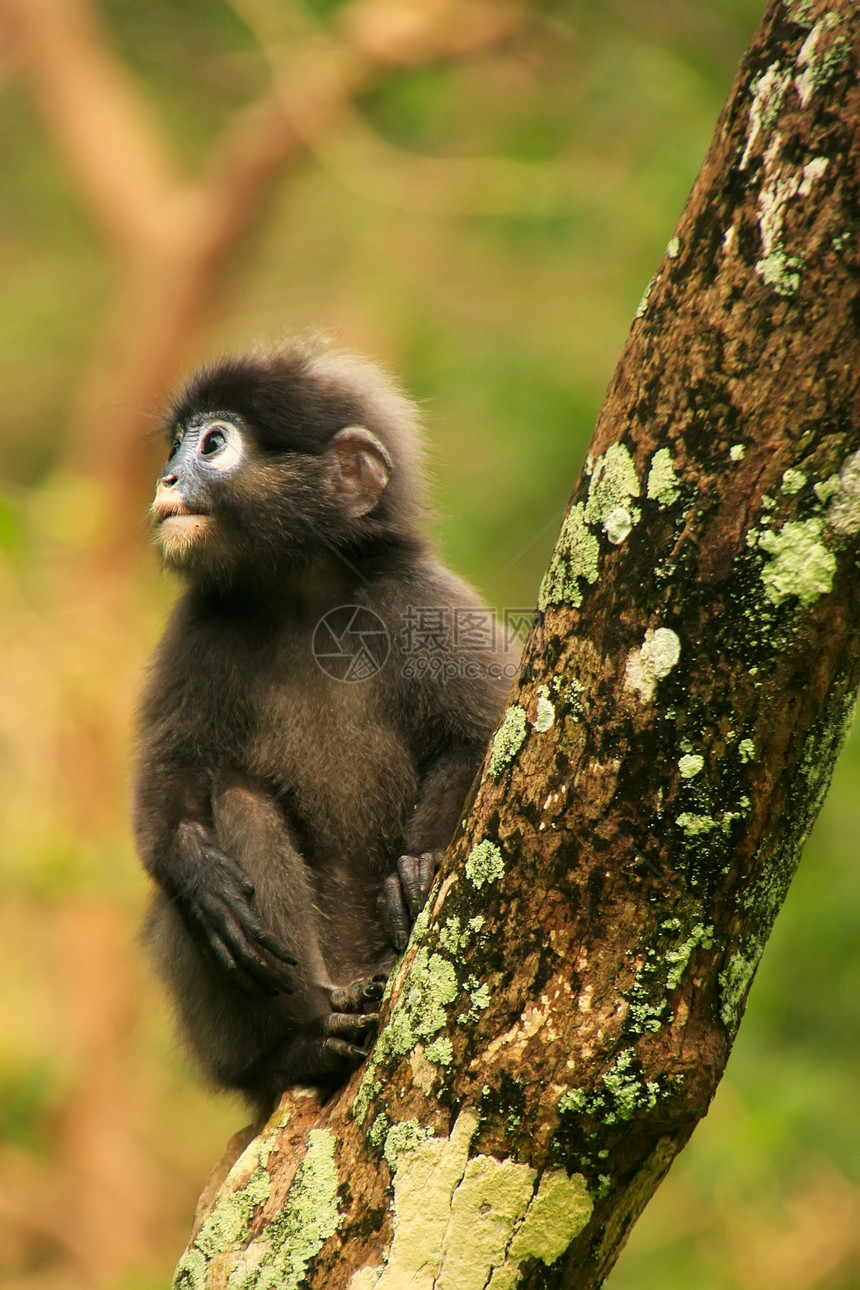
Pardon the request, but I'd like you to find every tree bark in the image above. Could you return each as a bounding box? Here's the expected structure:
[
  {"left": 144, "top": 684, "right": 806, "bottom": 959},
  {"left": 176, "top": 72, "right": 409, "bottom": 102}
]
[{"left": 175, "top": 2, "right": 860, "bottom": 1286}]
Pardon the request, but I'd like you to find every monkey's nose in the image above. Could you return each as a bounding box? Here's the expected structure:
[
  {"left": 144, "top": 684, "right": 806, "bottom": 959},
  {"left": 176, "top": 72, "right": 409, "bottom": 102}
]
[{"left": 160, "top": 473, "right": 179, "bottom": 488}]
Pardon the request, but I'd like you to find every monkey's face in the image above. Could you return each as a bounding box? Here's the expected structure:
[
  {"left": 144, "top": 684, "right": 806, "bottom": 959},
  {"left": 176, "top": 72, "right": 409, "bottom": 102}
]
[
  {"left": 151, "top": 409, "right": 392, "bottom": 585},
  {"left": 152, "top": 414, "right": 251, "bottom": 574}
]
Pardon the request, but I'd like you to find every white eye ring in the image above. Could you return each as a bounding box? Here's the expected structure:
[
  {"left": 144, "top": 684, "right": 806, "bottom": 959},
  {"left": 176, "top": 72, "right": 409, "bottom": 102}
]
[{"left": 197, "top": 420, "right": 245, "bottom": 472}]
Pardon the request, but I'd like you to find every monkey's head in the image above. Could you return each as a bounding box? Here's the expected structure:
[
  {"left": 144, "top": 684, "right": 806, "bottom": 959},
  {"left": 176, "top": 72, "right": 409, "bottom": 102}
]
[{"left": 152, "top": 341, "right": 427, "bottom": 585}]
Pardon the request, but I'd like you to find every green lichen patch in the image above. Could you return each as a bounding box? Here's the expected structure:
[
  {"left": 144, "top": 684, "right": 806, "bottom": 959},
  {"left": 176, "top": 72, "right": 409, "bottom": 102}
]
[
  {"left": 781, "top": 468, "right": 807, "bottom": 494},
  {"left": 217, "top": 1129, "right": 341, "bottom": 1290},
  {"left": 384, "top": 1120, "right": 435, "bottom": 1170},
  {"left": 367, "top": 1112, "right": 390, "bottom": 1151},
  {"left": 601, "top": 1049, "right": 661, "bottom": 1125},
  {"left": 626, "top": 982, "right": 670, "bottom": 1035},
  {"left": 738, "top": 738, "right": 755, "bottom": 763},
  {"left": 665, "top": 924, "right": 714, "bottom": 990},
  {"left": 352, "top": 1072, "right": 384, "bottom": 1127},
  {"left": 439, "top": 916, "right": 467, "bottom": 955},
  {"left": 393, "top": 949, "right": 460, "bottom": 1046},
  {"left": 351, "top": 1108, "right": 593, "bottom": 1290},
  {"left": 362, "top": 945, "right": 462, "bottom": 1095},
  {"left": 758, "top": 518, "right": 836, "bottom": 607},
  {"left": 488, "top": 705, "right": 528, "bottom": 779},
  {"left": 635, "top": 274, "right": 657, "bottom": 319},
  {"left": 719, "top": 953, "right": 758, "bottom": 1031},
  {"left": 504, "top": 1170, "right": 593, "bottom": 1270},
  {"left": 646, "top": 448, "right": 681, "bottom": 507},
  {"left": 784, "top": 0, "right": 814, "bottom": 27},
  {"left": 729, "top": 443, "right": 746, "bottom": 462},
  {"left": 675, "top": 812, "right": 719, "bottom": 836},
  {"left": 678, "top": 753, "right": 704, "bottom": 779},
  {"left": 666, "top": 236, "right": 681, "bottom": 259},
  {"left": 538, "top": 503, "right": 600, "bottom": 610},
  {"left": 465, "top": 840, "right": 505, "bottom": 890},
  {"left": 756, "top": 251, "right": 803, "bottom": 297},
  {"left": 408, "top": 900, "right": 432, "bottom": 947},
  {"left": 175, "top": 1136, "right": 281, "bottom": 1286},
  {"left": 425, "top": 1036, "right": 454, "bottom": 1066},
  {"left": 439, "top": 914, "right": 485, "bottom": 957},
  {"left": 533, "top": 687, "right": 556, "bottom": 733},
  {"left": 557, "top": 1051, "right": 669, "bottom": 1130},
  {"left": 181, "top": 1169, "right": 271, "bottom": 1272},
  {"left": 624, "top": 627, "right": 681, "bottom": 704},
  {"left": 814, "top": 473, "right": 841, "bottom": 504},
  {"left": 740, "top": 62, "right": 790, "bottom": 170},
  {"left": 721, "top": 693, "right": 857, "bottom": 1037},
  {"left": 795, "top": 17, "right": 851, "bottom": 106},
  {"left": 584, "top": 442, "right": 642, "bottom": 543},
  {"left": 558, "top": 1088, "right": 588, "bottom": 1115},
  {"left": 439, "top": 1155, "right": 537, "bottom": 1288},
  {"left": 828, "top": 449, "right": 860, "bottom": 537},
  {"left": 458, "top": 983, "right": 491, "bottom": 1026}
]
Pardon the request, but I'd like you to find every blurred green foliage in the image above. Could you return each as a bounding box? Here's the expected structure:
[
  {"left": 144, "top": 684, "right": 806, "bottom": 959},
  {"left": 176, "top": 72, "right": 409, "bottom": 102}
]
[{"left": 0, "top": 2, "right": 857, "bottom": 1287}]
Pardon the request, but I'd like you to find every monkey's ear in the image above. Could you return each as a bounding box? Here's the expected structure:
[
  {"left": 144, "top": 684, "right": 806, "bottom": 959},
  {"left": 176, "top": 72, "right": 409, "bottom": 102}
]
[{"left": 325, "top": 426, "right": 392, "bottom": 518}]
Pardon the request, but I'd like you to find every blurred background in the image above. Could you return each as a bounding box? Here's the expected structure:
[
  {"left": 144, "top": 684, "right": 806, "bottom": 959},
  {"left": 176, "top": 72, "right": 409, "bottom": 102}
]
[{"left": 0, "top": 1, "right": 857, "bottom": 1287}]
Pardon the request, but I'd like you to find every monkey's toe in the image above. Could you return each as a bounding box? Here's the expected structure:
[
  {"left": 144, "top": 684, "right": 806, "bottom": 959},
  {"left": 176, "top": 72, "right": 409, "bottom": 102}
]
[
  {"left": 330, "top": 976, "right": 387, "bottom": 1012},
  {"left": 381, "top": 851, "right": 442, "bottom": 951},
  {"left": 323, "top": 1011, "right": 379, "bottom": 1041},
  {"left": 322, "top": 1037, "right": 370, "bottom": 1065},
  {"left": 397, "top": 851, "right": 442, "bottom": 918}
]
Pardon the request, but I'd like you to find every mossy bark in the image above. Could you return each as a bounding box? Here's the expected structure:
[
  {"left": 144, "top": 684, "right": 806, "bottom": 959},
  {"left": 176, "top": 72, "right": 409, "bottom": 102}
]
[{"left": 175, "top": 2, "right": 860, "bottom": 1286}]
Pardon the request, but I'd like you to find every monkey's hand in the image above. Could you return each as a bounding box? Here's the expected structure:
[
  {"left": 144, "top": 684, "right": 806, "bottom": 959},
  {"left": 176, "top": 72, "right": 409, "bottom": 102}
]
[
  {"left": 381, "top": 851, "right": 442, "bottom": 952},
  {"left": 174, "top": 845, "right": 297, "bottom": 995}
]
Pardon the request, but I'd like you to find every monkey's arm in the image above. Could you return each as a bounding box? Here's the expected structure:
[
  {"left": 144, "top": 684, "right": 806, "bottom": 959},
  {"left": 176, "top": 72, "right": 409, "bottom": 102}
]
[{"left": 135, "top": 773, "right": 297, "bottom": 995}]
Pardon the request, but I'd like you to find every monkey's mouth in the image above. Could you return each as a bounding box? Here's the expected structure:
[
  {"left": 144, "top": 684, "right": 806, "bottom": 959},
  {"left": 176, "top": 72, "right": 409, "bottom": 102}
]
[{"left": 152, "top": 499, "right": 213, "bottom": 543}]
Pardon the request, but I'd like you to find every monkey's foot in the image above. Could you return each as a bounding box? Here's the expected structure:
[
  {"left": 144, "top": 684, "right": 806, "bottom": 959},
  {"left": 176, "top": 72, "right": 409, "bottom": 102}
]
[
  {"left": 381, "top": 851, "right": 442, "bottom": 952},
  {"left": 330, "top": 976, "right": 387, "bottom": 1013},
  {"left": 321, "top": 1009, "right": 380, "bottom": 1065},
  {"left": 251, "top": 1010, "right": 379, "bottom": 1093}
]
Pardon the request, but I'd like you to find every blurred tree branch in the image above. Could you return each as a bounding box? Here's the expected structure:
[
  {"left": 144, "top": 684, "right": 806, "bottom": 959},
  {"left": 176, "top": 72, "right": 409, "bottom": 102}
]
[{"left": 0, "top": 0, "right": 526, "bottom": 572}]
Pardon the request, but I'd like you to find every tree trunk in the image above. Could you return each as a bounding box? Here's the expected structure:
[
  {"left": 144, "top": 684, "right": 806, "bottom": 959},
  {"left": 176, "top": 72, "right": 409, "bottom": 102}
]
[{"left": 175, "top": 2, "right": 860, "bottom": 1286}]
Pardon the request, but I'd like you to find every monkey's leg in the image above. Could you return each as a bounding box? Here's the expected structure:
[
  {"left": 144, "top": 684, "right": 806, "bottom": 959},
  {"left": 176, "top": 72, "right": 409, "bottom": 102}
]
[
  {"left": 215, "top": 786, "right": 392, "bottom": 1096},
  {"left": 380, "top": 744, "right": 485, "bottom": 950},
  {"left": 242, "top": 1007, "right": 381, "bottom": 1109},
  {"left": 212, "top": 783, "right": 331, "bottom": 1005}
]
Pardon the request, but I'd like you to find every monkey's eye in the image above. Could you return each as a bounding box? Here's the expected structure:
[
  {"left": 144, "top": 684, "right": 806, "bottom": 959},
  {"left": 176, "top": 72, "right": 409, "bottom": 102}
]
[
  {"left": 200, "top": 428, "right": 227, "bottom": 457},
  {"left": 196, "top": 419, "right": 245, "bottom": 472}
]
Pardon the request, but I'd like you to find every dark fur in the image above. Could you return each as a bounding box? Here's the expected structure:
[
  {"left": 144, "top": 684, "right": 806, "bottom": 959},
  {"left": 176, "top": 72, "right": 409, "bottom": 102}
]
[{"left": 133, "top": 340, "right": 512, "bottom": 1113}]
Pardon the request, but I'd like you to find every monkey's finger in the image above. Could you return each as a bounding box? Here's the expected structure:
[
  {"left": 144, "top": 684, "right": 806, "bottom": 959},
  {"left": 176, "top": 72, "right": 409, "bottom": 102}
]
[
  {"left": 220, "top": 902, "right": 298, "bottom": 976},
  {"left": 202, "top": 845, "right": 256, "bottom": 897},
  {"left": 381, "top": 874, "right": 410, "bottom": 952},
  {"left": 395, "top": 854, "right": 426, "bottom": 922},
  {"left": 203, "top": 931, "right": 276, "bottom": 996},
  {"left": 219, "top": 914, "right": 295, "bottom": 994},
  {"left": 253, "top": 927, "right": 299, "bottom": 968}
]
